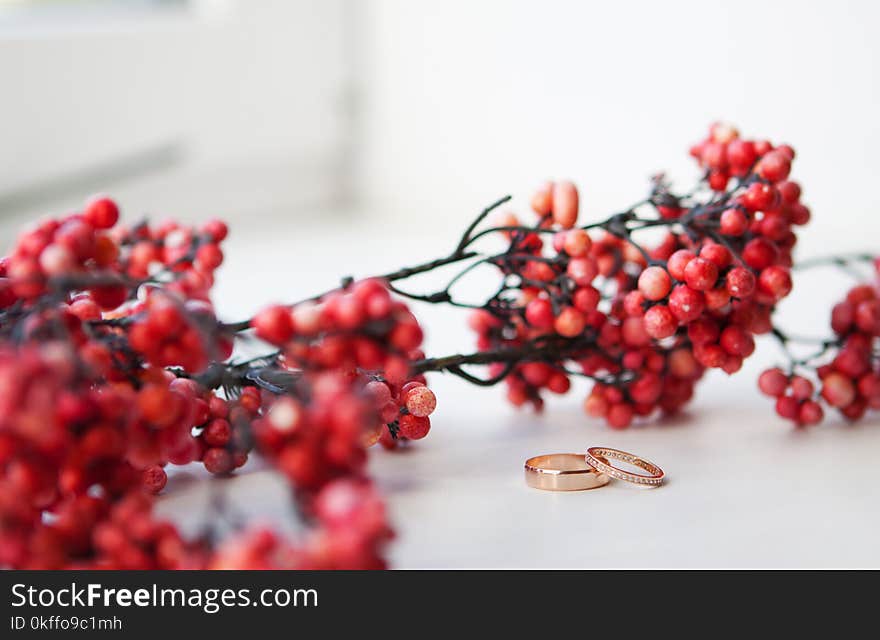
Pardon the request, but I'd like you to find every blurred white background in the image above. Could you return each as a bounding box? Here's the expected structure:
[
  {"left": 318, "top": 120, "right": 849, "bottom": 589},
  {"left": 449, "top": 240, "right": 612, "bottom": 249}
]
[
  {"left": 2, "top": 0, "right": 880, "bottom": 567},
  {"left": 3, "top": 0, "right": 879, "bottom": 243}
]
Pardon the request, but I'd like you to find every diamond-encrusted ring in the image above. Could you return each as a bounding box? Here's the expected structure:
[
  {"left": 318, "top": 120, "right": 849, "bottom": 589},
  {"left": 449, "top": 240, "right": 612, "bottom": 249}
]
[
  {"left": 524, "top": 453, "right": 611, "bottom": 491},
  {"left": 584, "top": 447, "right": 664, "bottom": 487}
]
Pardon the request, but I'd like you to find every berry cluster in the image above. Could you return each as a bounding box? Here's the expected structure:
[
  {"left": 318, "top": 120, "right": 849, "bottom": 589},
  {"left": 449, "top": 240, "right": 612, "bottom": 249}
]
[
  {"left": 252, "top": 372, "right": 373, "bottom": 492},
  {"left": 759, "top": 264, "right": 880, "bottom": 426},
  {"left": 0, "top": 199, "right": 393, "bottom": 569},
  {"left": 0, "top": 124, "right": 867, "bottom": 570},
  {"left": 251, "top": 278, "right": 437, "bottom": 449},
  {"left": 463, "top": 124, "right": 807, "bottom": 428}
]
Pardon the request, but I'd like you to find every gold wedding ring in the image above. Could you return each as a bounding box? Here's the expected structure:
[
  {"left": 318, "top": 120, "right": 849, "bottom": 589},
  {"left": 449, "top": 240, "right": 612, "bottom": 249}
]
[
  {"left": 524, "top": 453, "right": 610, "bottom": 491},
  {"left": 584, "top": 447, "right": 664, "bottom": 487}
]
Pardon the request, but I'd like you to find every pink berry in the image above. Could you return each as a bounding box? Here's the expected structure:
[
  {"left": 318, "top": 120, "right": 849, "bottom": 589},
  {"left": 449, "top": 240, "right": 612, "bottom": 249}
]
[
  {"left": 821, "top": 372, "right": 856, "bottom": 408},
  {"left": 567, "top": 257, "right": 598, "bottom": 286},
  {"left": 563, "top": 229, "right": 591, "bottom": 257},
  {"left": 758, "top": 368, "right": 788, "bottom": 397},
  {"left": 643, "top": 305, "right": 677, "bottom": 339},
  {"left": 638, "top": 266, "right": 672, "bottom": 301},
  {"left": 551, "top": 181, "right": 579, "bottom": 228},
  {"left": 404, "top": 386, "right": 437, "bottom": 417},
  {"left": 789, "top": 376, "right": 814, "bottom": 401},
  {"left": 531, "top": 181, "right": 553, "bottom": 216},
  {"left": 554, "top": 307, "right": 586, "bottom": 337},
  {"left": 667, "top": 250, "right": 696, "bottom": 281}
]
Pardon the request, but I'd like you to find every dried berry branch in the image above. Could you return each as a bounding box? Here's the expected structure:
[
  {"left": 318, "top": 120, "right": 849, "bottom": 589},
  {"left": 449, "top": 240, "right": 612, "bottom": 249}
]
[{"left": 2, "top": 123, "right": 875, "bottom": 571}]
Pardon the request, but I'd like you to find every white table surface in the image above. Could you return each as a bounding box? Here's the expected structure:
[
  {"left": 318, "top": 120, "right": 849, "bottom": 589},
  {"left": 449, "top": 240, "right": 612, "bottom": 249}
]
[{"left": 149, "top": 210, "right": 880, "bottom": 569}]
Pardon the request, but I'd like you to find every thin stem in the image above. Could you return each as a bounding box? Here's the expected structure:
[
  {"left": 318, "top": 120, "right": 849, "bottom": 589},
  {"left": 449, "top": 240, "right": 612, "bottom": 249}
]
[{"left": 793, "top": 253, "right": 874, "bottom": 270}]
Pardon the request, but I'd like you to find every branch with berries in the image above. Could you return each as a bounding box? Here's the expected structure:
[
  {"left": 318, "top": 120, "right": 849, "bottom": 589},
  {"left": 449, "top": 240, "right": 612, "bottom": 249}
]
[{"left": 0, "top": 123, "right": 874, "bottom": 570}]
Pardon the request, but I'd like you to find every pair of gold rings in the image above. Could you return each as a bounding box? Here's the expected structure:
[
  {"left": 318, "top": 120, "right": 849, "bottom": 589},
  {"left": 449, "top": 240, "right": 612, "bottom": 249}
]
[{"left": 524, "top": 447, "right": 664, "bottom": 490}]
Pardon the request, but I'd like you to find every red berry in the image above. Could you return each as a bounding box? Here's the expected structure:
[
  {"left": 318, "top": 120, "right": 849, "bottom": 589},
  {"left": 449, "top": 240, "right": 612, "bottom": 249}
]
[
  {"left": 756, "top": 150, "right": 791, "bottom": 182},
  {"left": 855, "top": 299, "right": 880, "bottom": 333},
  {"left": 757, "top": 266, "right": 792, "bottom": 302},
  {"left": 758, "top": 368, "right": 788, "bottom": 397},
  {"left": 621, "top": 316, "right": 650, "bottom": 347},
  {"left": 704, "top": 287, "right": 731, "bottom": 311},
  {"left": 693, "top": 343, "right": 726, "bottom": 368},
  {"left": 720, "top": 208, "right": 748, "bottom": 235},
  {"left": 643, "top": 305, "right": 677, "bottom": 339},
  {"left": 629, "top": 372, "right": 662, "bottom": 405},
  {"left": 201, "top": 219, "right": 229, "bottom": 242},
  {"left": 775, "top": 396, "right": 800, "bottom": 420},
  {"left": 525, "top": 298, "right": 554, "bottom": 329},
  {"left": 798, "top": 401, "right": 823, "bottom": 426},
  {"left": 727, "top": 139, "right": 757, "bottom": 171},
  {"left": 777, "top": 180, "right": 801, "bottom": 204},
  {"left": 702, "top": 142, "right": 727, "bottom": 169},
  {"left": 742, "top": 238, "right": 778, "bottom": 270},
  {"left": 859, "top": 374, "right": 880, "bottom": 406},
  {"left": 741, "top": 183, "right": 780, "bottom": 212},
  {"left": 203, "top": 448, "right": 234, "bottom": 474},
  {"left": 687, "top": 318, "right": 720, "bottom": 344},
  {"left": 572, "top": 286, "right": 600, "bottom": 313},
  {"left": 719, "top": 326, "right": 755, "bottom": 357},
  {"left": 195, "top": 244, "right": 224, "bottom": 270},
  {"left": 606, "top": 403, "right": 634, "bottom": 429},
  {"left": 667, "top": 250, "right": 696, "bottom": 281},
  {"left": 668, "top": 285, "right": 705, "bottom": 322},
  {"left": 253, "top": 305, "right": 294, "bottom": 344},
  {"left": 708, "top": 170, "right": 729, "bottom": 191},
  {"left": 683, "top": 258, "right": 719, "bottom": 291},
  {"left": 142, "top": 465, "right": 167, "bottom": 494},
  {"left": 84, "top": 196, "right": 120, "bottom": 229},
  {"left": 398, "top": 414, "right": 431, "bottom": 440},
  {"left": 789, "top": 203, "right": 811, "bottom": 226},
  {"left": 90, "top": 284, "right": 128, "bottom": 310},
  {"left": 203, "top": 419, "right": 232, "bottom": 447},
  {"left": 699, "top": 243, "right": 732, "bottom": 269},
  {"left": 725, "top": 267, "right": 756, "bottom": 298}
]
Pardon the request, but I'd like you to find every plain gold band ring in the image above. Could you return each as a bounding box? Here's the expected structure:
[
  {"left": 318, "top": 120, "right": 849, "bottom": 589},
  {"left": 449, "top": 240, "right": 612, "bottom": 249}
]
[{"left": 524, "top": 453, "right": 611, "bottom": 491}]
